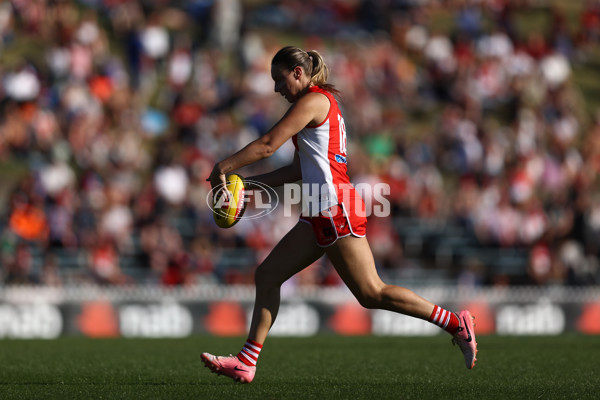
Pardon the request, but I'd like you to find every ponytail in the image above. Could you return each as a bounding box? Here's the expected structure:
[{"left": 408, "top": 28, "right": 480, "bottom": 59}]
[
  {"left": 306, "top": 50, "right": 327, "bottom": 86},
  {"left": 272, "top": 46, "right": 339, "bottom": 96}
]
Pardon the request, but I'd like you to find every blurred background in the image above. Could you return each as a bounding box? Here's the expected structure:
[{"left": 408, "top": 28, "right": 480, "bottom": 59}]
[{"left": 1, "top": 0, "right": 600, "bottom": 338}]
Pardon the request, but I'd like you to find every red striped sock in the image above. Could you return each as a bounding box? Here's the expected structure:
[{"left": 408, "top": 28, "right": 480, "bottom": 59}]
[
  {"left": 237, "top": 339, "right": 262, "bottom": 367},
  {"left": 428, "top": 305, "right": 460, "bottom": 335}
]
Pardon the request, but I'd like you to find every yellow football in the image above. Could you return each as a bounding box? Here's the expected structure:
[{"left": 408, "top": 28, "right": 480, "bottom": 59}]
[{"left": 212, "top": 173, "right": 246, "bottom": 228}]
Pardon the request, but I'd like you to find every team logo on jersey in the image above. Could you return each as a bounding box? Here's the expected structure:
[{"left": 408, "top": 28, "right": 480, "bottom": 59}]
[{"left": 335, "top": 154, "right": 347, "bottom": 164}]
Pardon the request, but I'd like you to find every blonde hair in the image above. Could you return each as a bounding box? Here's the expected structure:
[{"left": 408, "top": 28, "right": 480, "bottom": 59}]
[{"left": 272, "top": 46, "right": 339, "bottom": 95}]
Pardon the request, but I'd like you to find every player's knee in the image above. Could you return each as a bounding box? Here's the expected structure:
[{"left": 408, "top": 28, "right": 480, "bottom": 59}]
[
  {"left": 357, "top": 297, "right": 378, "bottom": 309},
  {"left": 253, "top": 265, "right": 269, "bottom": 287},
  {"left": 254, "top": 264, "right": 279, "bottom": 289},
  {"left": 355, "top": 290, "right": 383, "bottom": 309}
]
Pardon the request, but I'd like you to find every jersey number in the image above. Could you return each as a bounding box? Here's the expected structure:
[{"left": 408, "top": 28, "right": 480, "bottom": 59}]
[{"left": 338, "top": 114, "right": 347, "bottom": 155}]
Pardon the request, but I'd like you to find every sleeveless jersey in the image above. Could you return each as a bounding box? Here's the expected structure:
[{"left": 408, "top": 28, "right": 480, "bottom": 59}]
[{"left": 292, "top": 86, "right": 352, "bottom": 217}]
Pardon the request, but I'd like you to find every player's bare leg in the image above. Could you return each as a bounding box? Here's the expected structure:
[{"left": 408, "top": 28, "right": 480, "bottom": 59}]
[
  {"left": 249, "top": 221, "right": 324, "bottom": 343},
  {"left": 325, "top": 235, "right": 435, "bottom": 318},
  {"left": 202, "top": 222, "right": 324, "bottom": 383},
  {"left": 325, "top": 235, "right": 477, "bottom": 369}
]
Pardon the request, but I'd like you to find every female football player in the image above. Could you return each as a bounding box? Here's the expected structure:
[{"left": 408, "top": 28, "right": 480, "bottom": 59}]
[{"left": 202, "top": 46, "right": 477, "bottom": 383}]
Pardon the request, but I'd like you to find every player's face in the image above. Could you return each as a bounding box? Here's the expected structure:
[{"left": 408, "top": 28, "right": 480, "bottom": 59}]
[{"left": 271, "top": 65, "right": 302, "bottom": 103}]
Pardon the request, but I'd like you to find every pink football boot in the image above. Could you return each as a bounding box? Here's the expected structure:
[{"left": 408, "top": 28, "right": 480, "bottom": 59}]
[
  {"left": 201, "top": 353, "right": 256, "bottom": 383},
  {"left": 452, "top": 310, "right": 478, "bottom": 369}
]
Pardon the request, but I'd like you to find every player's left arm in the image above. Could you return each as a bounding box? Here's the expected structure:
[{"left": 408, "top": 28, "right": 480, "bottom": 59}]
[{"left": 207, "top": 92, "right": 328, "bottom": 189}]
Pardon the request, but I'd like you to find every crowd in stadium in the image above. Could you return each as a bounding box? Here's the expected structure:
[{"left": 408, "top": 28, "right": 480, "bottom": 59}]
[{"left": 1, "top": 0, "right": 600, "bottom": 288}]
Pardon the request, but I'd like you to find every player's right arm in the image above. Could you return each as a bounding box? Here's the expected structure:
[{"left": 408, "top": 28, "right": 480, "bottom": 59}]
[
  {"left": 247, "top": 151, "right": 301, "bottom": 189},
  {"left": 207, "top": 92, "right": 326, "bottom": 190}
]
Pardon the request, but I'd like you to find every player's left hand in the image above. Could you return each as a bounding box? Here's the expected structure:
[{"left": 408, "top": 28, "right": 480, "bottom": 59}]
[{"left": 207, "top": 164, "right": 229, "bottom": 199}]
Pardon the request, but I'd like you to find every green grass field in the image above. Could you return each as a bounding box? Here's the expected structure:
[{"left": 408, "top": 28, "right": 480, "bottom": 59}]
[{"left": 0, "top": 335, "right": 598, "bottom": 399}]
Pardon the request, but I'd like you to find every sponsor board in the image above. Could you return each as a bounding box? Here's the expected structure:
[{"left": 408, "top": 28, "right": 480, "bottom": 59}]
[
  {"left": 1, "top": 293, "right": 599, "bottom": 338},
  {"left": 259, "top": 302, "right": 320, "bottom": 337},
  {"left": 372, "top": 310, "right": 441, "bottom": 336},
  {"left": 0, "top": 303, "right": 63, "bottom": 339},
  {"left": 120, "top": 301, "right": 194, "bottom": 338},
  {"left": 496, "top": 301, "right": 566, "bottom": 335}
]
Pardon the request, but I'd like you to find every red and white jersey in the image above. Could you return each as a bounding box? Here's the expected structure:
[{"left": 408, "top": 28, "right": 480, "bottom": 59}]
[{"left": 292, "top": 86, "right": 353, "bottom": 217}]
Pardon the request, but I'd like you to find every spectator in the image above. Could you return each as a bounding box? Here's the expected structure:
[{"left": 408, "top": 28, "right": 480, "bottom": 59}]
[
  {"left": 8, "top": 193, "right": 48, "bottom": 244},
  {"left": 3, "top": 242, "right": 39, "bottom": 285},
  {"left": 0, "top": 0, "right": 598, "bottom": 288},
  {"left": 88, "top": 230, "right": 128, "bottom": 285},
  {"left": 40, "top": 253, "right": 62, "bottom": 286}
]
